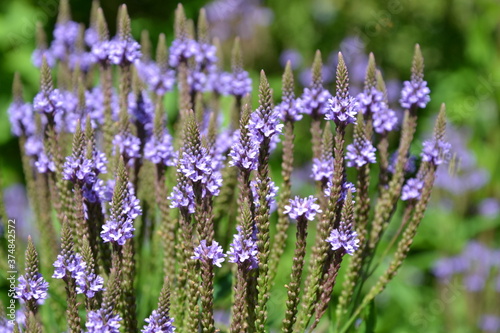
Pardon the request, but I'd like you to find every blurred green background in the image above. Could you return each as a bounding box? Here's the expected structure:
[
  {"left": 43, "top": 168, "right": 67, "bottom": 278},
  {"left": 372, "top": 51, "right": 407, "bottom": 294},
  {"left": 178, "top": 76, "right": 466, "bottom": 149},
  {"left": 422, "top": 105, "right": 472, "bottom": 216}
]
[{"left": 1, "top": 0, "right": 499, "bottom": 332}]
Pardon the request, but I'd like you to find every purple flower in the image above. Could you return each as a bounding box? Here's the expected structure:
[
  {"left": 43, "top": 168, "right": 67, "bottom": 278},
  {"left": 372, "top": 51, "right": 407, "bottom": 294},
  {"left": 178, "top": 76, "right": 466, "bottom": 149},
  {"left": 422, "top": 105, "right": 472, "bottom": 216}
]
[
  {"left": 479, "top": 315, "right": 500, "bottom": 333},
  {"left": 300, "top": 87, "right": 331, "bottom": 118},
  {"left": 400, "top": 80, "right": 430, "bottom": 109},
  {"left": 311, "top": 157, "right": 334, "bottom": 182},
  {"left": 169, "top": 38, "right": 199, "bottom": 68},
  {"left": 210, "top": 71, "right": 232, "bottom": 95},
  {"left": 8, "top": 101, "right": 35, "bottom": 137},
  {"left": 75, "top": 271, "right": 105, "bottom": 298},
  {"left": 346, "top": 139, "right": 376, "bottom": 168},
  {"left": 101, "top": 182, "right": 141, "bottom": 246},
  {"left": 421, "top": 139, "right": 451, "bottom": 166},
  {"left": 136, "top": 61, "right": 176, "bottom": 95},
  {"left": 62, "top": 156, "right": 96, "bottom": 184},
  {"left": 69, "top": 52, "right": 96, "bottom": 72},
  {"left": 108, "top": 38, "right": 142, "bottom": 65},
  {"left": 227, "top": 226, "right": 259, "bottom": 269},
  {"left": 192, "top": 240, "right": 226, "bottom": 267},
  {"left": 32, "top": 48, "right": 56, "bottom": 68},
  {"left": 325, "top": 95, "right": 358, "bottom": 127},
  {"left": 25, "top": 136, "right": 44, "bottom": 157},
  {"left": 14, "top": 274, "right": 49, "bottom": 304},
  {"left": 85, "top": 309, "right": 122, "bottom": 333},
  {"left": 195, "top": 43, "right": 218, "bottom": 68},
  {"left": 141, "top": 310, "right": 175, "bottom": 333},
  {"left": 229, "top": 70, "right": 252, "bottom": 97},
  {"left": 373, "top": 106, "right": 398, "bottom": 134},
  {"left": 144, "top": 133, "right": 177, "bottom": 166},
  {"left": 356, "top": 88, "right": 385, "bottom": 115},
  {"left": 113, "top": 133, "right": 141, "bottom": 164},
  {"left": 91, "top": 41, "right": 112, "bottom": 63},
  {"left": 33, "top": 89, "right": 64, "bottom": 115},
  {"left": 52, "top": 253, "right": 86, "bottom": 279},
  {"left": 101, "top": 218, "right": 134, "bottom": 246},
  {"left": 188, "top": 70, "right": 211, "bottom": 93},
  {"left": 276, "top": 97, "right": 303, "bottom": 122},
  {"left": 85, "top": 87, "right": 120, "bottom": 125},
  {"left": 324, "top": 181, "right": 356, "bottom": 200},
  {"left": 280, "top": 49, "right": 303, "bottom": 69},
  {"left": 284, "top": 195, "right": 322, "bottom": 221},
  {"left": 248, "top": 105, "right": 283, "bottom": 145},
  {"left": 401, "top": 178, "right": 424, "bottom": 201},
  {"left": 326, "top": 223, "right": 359, "bottom": 255},
  {"left": 251, "top": 178, "right": 279, "bottom": 211},
  {"left": 228, "top": 130, "right": 259, "bottom": 171},
  {"left": 53, "top": 21, "right": 80, "bottom": 48},
  {"left": 478, "top": 198, "right": 500, "bottom": 218},
  {"left": 85, "top": 27, "right": 99, "bottom": 47},
  {"left": 169, "top": 181, "right": 195, "bottom": 214},
  {"left": 35, "top": 152, "right": 56, "bottom": 174},
  {"left": 128, "top": 91, "right": 154, "bottom": 135},
  {"left": 179, "top": 147, "right": 212, "bottom": 183}
]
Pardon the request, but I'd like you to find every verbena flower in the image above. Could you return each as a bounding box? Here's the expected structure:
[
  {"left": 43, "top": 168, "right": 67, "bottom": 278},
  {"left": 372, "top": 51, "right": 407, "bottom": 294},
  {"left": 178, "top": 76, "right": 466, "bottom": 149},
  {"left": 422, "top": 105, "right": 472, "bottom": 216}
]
[
  {"left": 188, "top": 69, "right": 211, "bottom": 93},
  {"left": 401, "top": 178, "right": 424, "bottom": 201},
  {"left": 141, "top": 310, "right": 175, "bottom": 333},
  {"left": 113, "top": 133, "right": 142, "bottom": 164},
  {"left": 33, "top": 89, "right": 64, "bottom": 115},
  {"left": 169, "top": 180, "right": 195, "bottom": 214},
  {"left": 144, "top": 133, "right": 177, "bottom": 166},
  {"left": 128, "top": 91, "right": 154, "bottom": 136},
  {"left": 251, "top": 178, "right": 279, "bottom": 210},
  {"left": 169, "top": 38, "right": 199, "bottom": 67},
  {"left": 276, "top": 97, "right": 303, "bottom": 122},
  {"left": 62, "top": 156, "right": 96, "bottom": 184},
  {"left": 85, "top": 27, "right": 99, "bottom": 47},
  {"left": 53, "top": 20, "right": 80, "bottom": 44},
  {"left": 8, "top": 101, "right": 35, "bottom": 137},
  {"left": 326, "top": 222, "right": 359, "bottom": 255},
  {"left": 192, "top": 240, "right": 226, "bottom": 267},
  {"left": 32, "top": 48, "right": 56, "bottom": 68},
  {"left": 15, "top": 274, "right": 49, "bottom": 304},
  {"left": 69, "top": 51, "right": 96, "bottom": 72},
  {"left": 325, "top": 95, "right": 358, "bottom": 126},
  {"left": 195, "top": 42, "right": 218, "bottom": 68},
  {"left": 284, "top": 195, "right": 322, "bottom": 221},
  {"left": 92, "top": 40, "right": 112, "bottom": 63},
  {"left": 356, "top": 88, "right": 385, "bottom": 115},
  {"left": 324, "top": 181, "right": 356, "bottom": 200},
  {"left": 34, "top": 151, "right": 56, "bottom": 174},
  {"left": 400, "top": 80, "right": 430, "bottom": 109},
  {"left": 372, "top": 105, "right": 398, "bottom": 134},
  {"left": 136, "top": 61, "right": 176, "bottom": 95},
  {"left": 101, "top": 182, "right": 141, "bottom": 245},
  {"left": 248, "top": 105, "right": 283, "bottom": 144},
  {"left": 229, "top": 70, "right": 252, "bottom": 97},
  {"left": 85, "top": 87, "right": 120, "bottom": 125},
  {"left": 346, "top": 139, "right": 377, "bottom": 168},
  {"left": 210, "top": 71, "right": 232, "bottom": 95},
  {"left": 228, "top": 129, "right": 259, "bottom": 171},
  {"left": 108, "top": 37, "right": 142, "bottom": 65},
  {"left": 311, "top": 157, "right": 334, "bottom": 182},
  {"left": 300, "top": 87, "right": 331, "bottom": 117},
  {"left": 227, "top": 226, "right": 259, "bottom": 269},
  {"left": 421, "top": 139, "right": 451, "bottom": 166},
  {"left": 52, "top": 253, "right": 86, "bottom": 279},
  {"left": 75, "top": 271, "right": 105, "bottom": 298},
  {"left": 479, "top": 315, "right": 500, "bottom": 333},
  {"left": 85, "top": 309, "right": 122, "bottom": 333}
]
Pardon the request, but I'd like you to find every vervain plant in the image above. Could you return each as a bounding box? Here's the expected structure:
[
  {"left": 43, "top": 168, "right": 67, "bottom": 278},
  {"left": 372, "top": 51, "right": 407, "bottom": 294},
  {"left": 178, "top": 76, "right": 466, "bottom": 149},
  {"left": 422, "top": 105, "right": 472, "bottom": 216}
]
[{"left": 2, "top": 1, "right": 450, "bottom": 332}]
